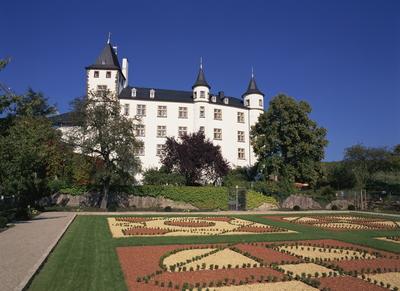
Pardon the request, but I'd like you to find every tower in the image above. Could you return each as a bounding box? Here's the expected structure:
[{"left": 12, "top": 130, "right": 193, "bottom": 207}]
[
  {"left": 85, "top": 35, "right": 128, "bottom": 99},
  {"left": 192, "top": 58, "right": 210, "bottom": 102},
  {"left": 242, "top": 69, "right": 264, "bottom": 111}
]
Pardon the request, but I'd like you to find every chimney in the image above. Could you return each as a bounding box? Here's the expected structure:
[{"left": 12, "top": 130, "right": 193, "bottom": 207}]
[
  {"left": 218, "top": 91, "right": 224, "bottom": 98},
  {"left": 122, "top": 58, "right": 129, "bottom": 88}
]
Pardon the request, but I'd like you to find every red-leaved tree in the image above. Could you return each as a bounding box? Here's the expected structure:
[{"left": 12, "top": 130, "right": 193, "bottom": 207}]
[{"left": 161, "top": 132, "right": 229, "bottom": 185}]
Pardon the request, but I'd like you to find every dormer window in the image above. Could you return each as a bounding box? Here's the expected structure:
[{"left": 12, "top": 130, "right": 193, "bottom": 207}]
[
  {"left": 224, "top": 98, "right": 229, "bottom": 104},
  {"left": 94, "top": 71, "right": 99, "bottom": 78},
  {"left": 211, "top": 96, "right": 216, "bottom": 103},
  {"left": 106, "top": 71, "right": 111, "bottom": 78},
  {"left": 150, "top": 89, "right": 155, "bottom": 99},
  {"left": 131, "top": 88, "right": 137, "bottom": 97},
  {"left": 200, "top": 91, "right": 205, "bottom": 98}
]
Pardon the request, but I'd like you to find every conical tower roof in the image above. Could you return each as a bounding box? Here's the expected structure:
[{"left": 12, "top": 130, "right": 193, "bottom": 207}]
[
  {"left": 86, "top": 43, "right": 121, "bottom": 70},
  {"left": 192, "top": 60, "right": 210, "bottom": 89},
  {"left": 242, "top": 74, "right": 264, "bottom": 97}
]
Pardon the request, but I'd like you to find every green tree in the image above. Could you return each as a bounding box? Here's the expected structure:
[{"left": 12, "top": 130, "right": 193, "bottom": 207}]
[
  {"left": 66, "top": 93, "right": 141, "bottom": 209},
  {"left": 251, "top": 94, "right": 328, "bottom": 185},
  {"left": 0, "top": 117, "right": 63, "bottom": 216}
]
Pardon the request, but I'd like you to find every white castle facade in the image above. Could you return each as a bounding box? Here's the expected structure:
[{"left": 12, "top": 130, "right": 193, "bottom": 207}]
[{"left": 69, "top": 40, "right": 266, "bottom": 170}]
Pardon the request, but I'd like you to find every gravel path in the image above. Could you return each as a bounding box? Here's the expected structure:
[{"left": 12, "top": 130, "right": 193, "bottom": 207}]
[{"left": 0, "top": 212, "right": 75, "bottom": 291}]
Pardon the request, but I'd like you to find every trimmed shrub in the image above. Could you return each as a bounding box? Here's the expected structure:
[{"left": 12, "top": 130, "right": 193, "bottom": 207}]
[
  {"left": 59, "top": 185, "right": 87, "bottom": 196},
  {"left": 348, "top": 204, "right": 355, "bottom": 211},
  {"left": 246, "top": 190, "right": 278, "bottom": 209},
  {"left": 0, "top": 216, "right": 7, "bottom": 228},
  {"left": 127, "top": 185, "right": 229, "bottom": 210},
  {"left": 293, "top": 205, "right": 301, "bottom": 211},
  {"left": 331, "top": 205, "right": 338, "bottom": 210}
]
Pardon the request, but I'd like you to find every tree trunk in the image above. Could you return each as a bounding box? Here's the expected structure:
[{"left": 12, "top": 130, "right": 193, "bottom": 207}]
[{"left": 100, "top": 178, "right": 110, "bottom": 209}]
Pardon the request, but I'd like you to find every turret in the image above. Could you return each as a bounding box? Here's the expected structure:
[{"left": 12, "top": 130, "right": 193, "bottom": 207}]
[
  {"left": 85, "top": 34, "right": 126, "bottom": 99},
  {"left": 192, "top": 58, "right": 210, "bottom": 102},
  {"left": 242, "top": 70, "right": 264, "bottom": 110}
]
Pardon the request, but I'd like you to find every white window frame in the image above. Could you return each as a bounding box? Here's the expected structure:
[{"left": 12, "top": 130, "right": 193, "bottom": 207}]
[
  {"left": 131, "top": 88, "right": 137, "bottom": 97},
  {"left": 106, "top": 71, "right": 111, "bottom": 78},
  {"left": 259, "top": 99, "right": 263, "bottom": 107},
  {"left": 200, "top": 91, "right": 205, "bottom": 98},
  {"left": 135, "top": 145, "right": 145, "bottom": 156},
  {"left": 237, "top": 131, "right": 245, "bottom": 142},
  {"left": 94, "top": 71, "right": 99, "bottom": 78},
  {"left": 135, "top": 124, "right": 145, "bottom": 137},
  {"left": 178, "top": 126, "right": 187, "bottom": 137},
  {"left": 178, "top": 107, "right": 188, "bottom": 119},
  {"left": 214, "top": 108, "right": 222, "bottom": 120},
  {"left": 213, "top": 128, "right": 222, "bottom": 140},
  {"left": 136, "top": 104, "right": 146, "bottom": 116},
  {"left": 156, "top": 144, "right": 166, "bottom": 156},
  {"left": 157, "top": 105, "right": 167, "bottom": 118},
  {"left": 238, "top": 148, "right": 245, "bottom": 160},
  {"left": 211, "top": 96, "right": 216, "bottom": 102},
  {"left": 150, "top": 89, "right": 155, "bottom": 99},
  {"left": 157, "top": 125, "right": 167, "bottom": 138},
  {"left": 123, "top": 104, "right": 129, "bottom": 116},
  {"left": 199, "top": 106, "right": 205, "bottom": 118},
  {"left": 237, "top": 112, "right": 245, "bottom": 123}
]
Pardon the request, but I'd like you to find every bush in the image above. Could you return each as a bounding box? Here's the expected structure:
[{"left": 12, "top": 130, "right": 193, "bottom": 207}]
[
  {"left": 331, "top": 205, "right": 338, "bottom": 210},
  {"left": 127, "top": 185, "right": 229, "bottom": 210},
  {"left": 293, "top": 205, "right": 301, "bottom": 211},
  {"left": 143, "top": 168, "right": 185, "bottom": 186},
  {"left": 0, "top": 216, "right": 7, "bottom": 228},
  {"left": 48, "top": 179, "right": 70, "bottom": 193},
  {"left": 348, "top": 204, "right": 355, "bottom": 210},
  {"left": 59, "top": 185, "right": 87, "bottom": 196},
  {"left": 246, "top": 190, "right": 277, "bottom": 209}
]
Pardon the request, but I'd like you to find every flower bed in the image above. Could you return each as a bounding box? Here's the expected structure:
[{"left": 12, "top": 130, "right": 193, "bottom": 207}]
[
  {"left": 116, "top": 239, "right": 400, "bottom": 291},
  {"left": 265, "top": 215, "right": 400, "bottom": 231},
  {"left": 107, "top": 216, "right": 292, "bottom": 238}
]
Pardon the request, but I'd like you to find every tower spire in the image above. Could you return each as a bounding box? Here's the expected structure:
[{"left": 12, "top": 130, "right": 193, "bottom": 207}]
[
  {"left": 107, "top": 32, "right": 111, "bottom": 44},
  {"left": 251, "top": 66, "right": 254, "bottom": 78},
  {"left": 200, "top": 57, "right": 203, "bottom": 69}
]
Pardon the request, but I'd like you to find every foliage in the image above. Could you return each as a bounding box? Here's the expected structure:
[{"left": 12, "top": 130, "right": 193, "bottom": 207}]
[
  {"left": 0, "top": 216, "right": 7, "bottom": 228},
  {"left": 161, "top": 131, "right": 230, "bottom": 185},
  {"left": 66, "top": 93, "right": 142, "bottom": 209},
  {"left": 326, "top": 162, "right": 356, "bottom": 190},
  {"left": 246, "top": 190, "right": 277, "bottom": 209},
  {"left": 59, "top": 185, "right": 88, "bottom": 196},
  {"left": 142, "top": 167, "right": 185, "bottom": 186},
  {"left": 222, "top": 167, "right": 256, "bottom": 187},
  {"left": 251, "top": 94, "right": 328, "bottom": 185},
  {"left": 0, "top": 117, "right": 64, "bottom": 209},
  {"left": 128, "top": 185, "right": 229, "bottom": 210}
]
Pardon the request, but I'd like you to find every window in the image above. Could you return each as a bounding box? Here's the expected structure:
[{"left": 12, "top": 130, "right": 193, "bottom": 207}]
[
  {"left": 136, "top": 104, "right": 146, "bottom": 116},
  {"left": 157, "top": 126, "right": 167, "bottom": 138},
  {"left": 94, "top": 71, "right": 99, "bottom": 78},
  {"left": 194, "top": 91, "right": 197, "bottom": 98},
  {"left": 106, "top": 71, "right": 111, "bottom": 78},
  {"left": 238, "top": 148, "right": 245, "bottom": 160},
  {"left": 199, "top": 126, "right": 205, "bottom": 133},
  {"left": 224, "top": 98, "right": 229, "bottom": 104},
  {"left": 157, "top": 106, "right": 167, "bottom": 117},
  {"left": 259, "top": 99, "right": 263, "bottom": 107},
  {"left": 96, "top": 85, "right": 107, "bottom": 95},
  {"left": 199, "top": 106, "right": 205, "bottom": 118},
  {"left": 237, "top": 131, "right": 245, "bottom": 142},
  {"left": 200, "top": 91, "right": 205, "bottom": 98},
  {"left": 156, "top": 144, "right": 166, "bottom": 156},
  {"left": 135, "top": 124, "right": 145, "bottom": 137},
  {"left": 123, "top": 104, "right": 129, "bottom": 116},
  {"left": 135, "top": 145, "right": 145, "bottom": 156},
  {"left": 211, "top": 96, "right": 216, "bottom": 102},
  {"left": 178, "top": 107, "right": 188, "bottom": 119},
  {"left": 214, "top": 109, "right": 222, "bottom": 120},
  {"left": 178, "top": 126, "right": 187, "bottom": 137},
  {"left": 131, "top": 88, "right": 137, "bottom": 97},
  {"left": 245, "top": 99, "right": 250, "bottom": 106},
  {"left": 237, "top": 112, "right": 245, "bottom": 123},
  {"left": 213, "top": 128, "right": 222, "bottom": 140},
  {"left": 150, "top": 89, "right": 155, "bottom": 99}
]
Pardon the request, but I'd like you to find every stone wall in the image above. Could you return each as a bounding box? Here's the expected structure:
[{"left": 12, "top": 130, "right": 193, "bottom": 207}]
[{"left": 281, "top": 194, "right": 321, "bottom": 210}]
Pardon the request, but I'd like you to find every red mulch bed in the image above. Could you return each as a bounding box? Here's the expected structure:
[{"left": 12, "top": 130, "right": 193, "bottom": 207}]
[
  {"left": 115, "top": 217, "right": 153, "bottom": 222},
  {"left": 319, "top": 276, "right": 388, "bottom": 291},
  {"left": 235, "top": 243, "right": 302, "bottom": 264},
  {"left": 122, "top": 227, "right": 170, "bottom": 236},
  {"left": 335, "top": 258, "right": 400, "bottom": 272},
  {"left": 164, "top": 221, "right": 215, "bottom": 227},
  {"left": 234, "top": 226, "right": 280, "bottom": 233},
  {"left": 202, "top": 217, "right": 232, "bottom": 222},
  {"left": 152, "top": 267, "right": 283, "bottom": 287}
]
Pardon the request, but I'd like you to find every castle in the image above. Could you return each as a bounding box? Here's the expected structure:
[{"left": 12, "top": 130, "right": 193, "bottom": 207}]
[{"left": 56, "top": 39, "right": 266, "bottom": 170}]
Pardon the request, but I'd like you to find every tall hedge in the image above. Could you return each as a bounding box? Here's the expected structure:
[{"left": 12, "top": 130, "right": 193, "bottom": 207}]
[{"left": 128, "top": 185, "right": 229, "bottom": 210}]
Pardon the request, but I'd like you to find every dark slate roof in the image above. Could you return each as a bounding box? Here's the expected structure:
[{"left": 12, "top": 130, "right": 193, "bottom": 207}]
[
  {"left": 192, "top": 67, "right": 210, "bottom": 89},
  {"left": 119, "top": 86, "right": 246, "bottom": 109},
  {"left": 86, "top": 43, "right": 121, "bottom": 70},
  {"left": 49, "top": 112, "right": 77, "bottom": 126},
  {"left": 242, "top": 76, "right": 264, "bottom": 97}
]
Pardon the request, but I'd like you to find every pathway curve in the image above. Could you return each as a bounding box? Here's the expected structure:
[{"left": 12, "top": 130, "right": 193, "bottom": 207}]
[{"left": 0, "top": 212, "right": 75, "bottom": 291}]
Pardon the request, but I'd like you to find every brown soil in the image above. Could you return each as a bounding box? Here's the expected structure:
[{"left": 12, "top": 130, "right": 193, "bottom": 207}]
[
  {"left": 319, "top": 276, "right": 388, "bottom": 291},
  {"left": 202, "top": 217, "right": 233, "bottom": 222},
  {"left": 235, "top": 244, "right": 302, "bottom": 264},
  {"left": 122, "top": 227, "right": 170, "bottom": 236},
  {"left": 164, "top": 220, "right": 215, "bottom": 227},
  {"left": 234, "top": 226, "right": 278, "bottom": 233},
  {"left": 115, "top": 217, "right": 152, "bottom": 222},
  {"left": 335, "top": 258, "right": 400, "bottom": 272}
]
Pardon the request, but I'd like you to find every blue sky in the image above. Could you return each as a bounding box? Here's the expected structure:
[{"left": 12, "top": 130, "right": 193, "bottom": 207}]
[{"left": 1, "top": 0, "right": 399, "bottom": 161}]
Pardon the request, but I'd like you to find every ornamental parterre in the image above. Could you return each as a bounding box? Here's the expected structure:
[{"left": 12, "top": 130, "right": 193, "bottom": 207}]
[
  {"left": 116, "top": 239, "right": 400, "bottom": 291},
  {"left": 107, "top": 216, "right": 294, "bottom": 238},
  {"left": 265, "top": 215, "right": 400, "bottom": 231}
]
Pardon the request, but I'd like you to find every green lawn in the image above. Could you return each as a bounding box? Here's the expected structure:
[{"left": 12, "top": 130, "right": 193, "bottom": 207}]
[{"left": 28, "top": 213, "right": 400, "bottom": 291}]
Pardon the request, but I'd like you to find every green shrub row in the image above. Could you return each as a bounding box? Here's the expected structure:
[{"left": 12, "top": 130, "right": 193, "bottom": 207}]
[
  {"left": 127, "top": 185, "right": 229, "bottom": 210},
  {"left": 246, "top": 190, "right": 278, "bottom": 209},
  {"left": 59, "top": 185, "right": 87, "bottom": 196}
]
